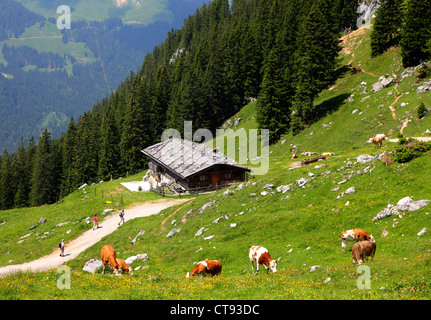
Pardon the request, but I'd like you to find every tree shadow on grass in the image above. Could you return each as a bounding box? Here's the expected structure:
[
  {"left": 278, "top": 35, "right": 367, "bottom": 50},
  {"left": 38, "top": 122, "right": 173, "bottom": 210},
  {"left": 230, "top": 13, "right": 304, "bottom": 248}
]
[
  {"left": 310, "top": 92, "right": 352, "bottom": 125},
  {"left": 308, "top": 62, "right": 354, "bottom": 125}
]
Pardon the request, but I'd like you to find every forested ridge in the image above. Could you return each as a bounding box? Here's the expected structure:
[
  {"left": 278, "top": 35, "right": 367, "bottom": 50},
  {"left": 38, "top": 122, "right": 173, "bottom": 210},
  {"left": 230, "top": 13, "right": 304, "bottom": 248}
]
[
  {"left": 0, "top": 0, "right": 45, "bottom": 40},
  {"left": 0, "top": 0, "right": 208, "bottom": 152},
  {"left": 1, "top": 0, "right": 430, "bottom": 210}
]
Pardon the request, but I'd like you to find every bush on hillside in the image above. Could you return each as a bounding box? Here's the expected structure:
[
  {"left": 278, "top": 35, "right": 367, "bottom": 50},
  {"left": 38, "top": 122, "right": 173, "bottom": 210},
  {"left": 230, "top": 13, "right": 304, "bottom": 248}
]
[
  {"left": 393, "top": 139, "right": 431, "bottom": 163},
  {"left": 416, "top": 63, "right": 431, "bottom": 79},
  {"left": 417, "top": 102, "right": 427, "bottom": 119}
]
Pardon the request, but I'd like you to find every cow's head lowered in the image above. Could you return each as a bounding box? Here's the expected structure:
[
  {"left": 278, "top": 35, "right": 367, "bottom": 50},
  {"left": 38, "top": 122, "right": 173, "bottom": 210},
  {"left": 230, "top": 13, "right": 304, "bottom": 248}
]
[
  {"left": 117, "top": 259, "right": 133, "bottom": 275},
  {"left": 267, "top": 257, "right": 280, "bottom": 273}
]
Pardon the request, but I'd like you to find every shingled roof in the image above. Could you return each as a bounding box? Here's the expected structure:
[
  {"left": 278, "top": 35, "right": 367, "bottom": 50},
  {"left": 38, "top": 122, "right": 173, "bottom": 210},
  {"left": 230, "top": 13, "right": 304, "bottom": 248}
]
[{"left": 142, "top": 138, "right": 250, "bottom": 179}]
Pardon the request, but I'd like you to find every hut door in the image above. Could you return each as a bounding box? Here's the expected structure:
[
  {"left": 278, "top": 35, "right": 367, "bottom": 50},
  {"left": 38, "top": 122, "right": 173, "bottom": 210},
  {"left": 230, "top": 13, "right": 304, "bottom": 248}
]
[{"left": 211, "top": 173, "right": 220, "bottom": 186}]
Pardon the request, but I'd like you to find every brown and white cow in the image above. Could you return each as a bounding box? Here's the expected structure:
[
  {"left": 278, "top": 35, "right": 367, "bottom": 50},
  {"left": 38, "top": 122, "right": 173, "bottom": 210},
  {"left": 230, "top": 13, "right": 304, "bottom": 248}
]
[
  {"left": 368, "top": 134, "right": 387, "bottom": 148},
  {"left": 352, "top": 240, "right": 376, "bottom": 265},
  {"left": 101, "top": 245, "right": 121, "bottom": 275},
  {"left": 186, "top": 260, "right": 222, "bottom": 278},
  {"left": 117, "top": 259, "right": 133, "bottom": 275},
  {"left": 340, "top": 229, "right": 374, "bottom": 253},
  {"left": 301, "top": 151, "right": 318, "bottom": 156},
  {"left": 291, "top": 153, "right": 298, "bottom": 159},
  {"left": 249, "top": 246, "right": 280, "bottom": 275}
]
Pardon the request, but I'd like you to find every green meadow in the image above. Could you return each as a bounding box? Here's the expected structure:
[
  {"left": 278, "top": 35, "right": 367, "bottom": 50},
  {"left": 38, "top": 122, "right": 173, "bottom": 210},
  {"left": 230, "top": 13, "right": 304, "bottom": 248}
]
[{"left": 1, "top": 26, "right": 431, "bottom": 300}]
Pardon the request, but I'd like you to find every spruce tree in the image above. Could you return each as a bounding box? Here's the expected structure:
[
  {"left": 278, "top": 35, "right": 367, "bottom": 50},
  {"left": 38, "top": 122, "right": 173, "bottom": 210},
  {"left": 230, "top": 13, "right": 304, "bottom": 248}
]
[
  {"left": 293, "top": 0, "right": 340, "bottom": 127},
  {"left": 13, "top": 139, "right": 30, "bottom": 207},
  {"left": 73, "top": 112, "right": 99, "bottom": 185},
  {"left": 120, "top": 76, "right": 151, "bottom": 173},
  {"left": 400, "top": 0, "right": 431, "bottom": 67},
  {"left": 29, "top": 129, "right": 56, "bottom": 206},
  {"left": 370, "top": 0, "right": 404, "bottom": 57},
  {"left": 0, "top": 150, "right": 15, "bottom": 210},
  {"left": 98, "top": 107, "right": 120, "bottom": 180},
  {"left": 166, "top": 55, "right": 187, "bottom": 133},
  {"left": 337, "top": 0, "right": 359, "bottom": 31},
  {"left": 61, "top": 117, "right": 78, "bottom": 195},
  {"left": 257, "top": 45, "right": 291, "bottom": 144}
]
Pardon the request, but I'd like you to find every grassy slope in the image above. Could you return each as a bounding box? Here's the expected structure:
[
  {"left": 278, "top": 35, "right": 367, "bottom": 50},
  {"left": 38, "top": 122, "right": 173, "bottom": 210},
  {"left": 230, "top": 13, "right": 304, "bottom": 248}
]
[
  {"left": 1, "top": 26, "right": 431, "bottom": 300},
  {"left": 0, "top": 171, "right": 163, "bottom": 266}
]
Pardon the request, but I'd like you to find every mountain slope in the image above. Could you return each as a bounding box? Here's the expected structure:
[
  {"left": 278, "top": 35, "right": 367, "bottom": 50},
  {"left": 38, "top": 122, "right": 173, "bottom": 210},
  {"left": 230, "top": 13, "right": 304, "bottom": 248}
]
[
  {"left": 0, "top": 0, "right": 208, "bottom": 151},
  {"left": 0, "top": 25, "right": 430, "bottom": 300}
]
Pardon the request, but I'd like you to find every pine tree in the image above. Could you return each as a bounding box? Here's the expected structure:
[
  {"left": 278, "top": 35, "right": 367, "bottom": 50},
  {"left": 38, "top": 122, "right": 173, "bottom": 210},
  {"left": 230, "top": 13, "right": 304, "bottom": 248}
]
[
  {"left": 370, "top": 0, "right": 404, "bottom": 57},
  {"left": 150, "top": 64, "right": 171, "bottom": 140},
  {"left": 400, "top": 0, "right": 431, "bottom": 67},
  {"left": 257, "top": 45, "right": 292, "bottom": 144},
  {"left": 73, "top": 112, "right": 99, "bottom": 185},
  {"left": 166, "top": 55, "right": 187, "bottom": 133},
  {"left": 61, "top": 117, "right": 78, "bottom": 195},
  {"left": 201, "top": 23, "right": 231, "bottom": 132},
  {"left": 13, "top": 138, "right": 30, "bottom": 207},
  {"left": 293, "top": 0, "right": 341, "bottom": 126},
  {"left": 29, "top": 129, "right": 56, "bottom": 206},
  {"left": 120, "top": 76, "right": 152, "bottom": 173},
  {"left": 0, "top": 150, "right": 15, "bottom": 210},
  {"left": 98, "top": 107, "right": 121, "bottom": 180},
  {"left": 337, "top": 0, "right": 359, "bottom": 31}
]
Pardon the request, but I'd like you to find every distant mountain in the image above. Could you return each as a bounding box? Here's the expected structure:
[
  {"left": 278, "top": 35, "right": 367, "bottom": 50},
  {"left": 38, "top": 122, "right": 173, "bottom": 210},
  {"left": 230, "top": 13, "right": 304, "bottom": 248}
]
[{"left": 0, "top": 0, "right": 208, "bottom": 151}]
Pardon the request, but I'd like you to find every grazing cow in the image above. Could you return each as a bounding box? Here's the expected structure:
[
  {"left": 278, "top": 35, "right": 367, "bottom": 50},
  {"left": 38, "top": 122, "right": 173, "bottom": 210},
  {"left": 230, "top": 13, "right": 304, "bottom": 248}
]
[
  {"left": 340, "top": 229, "right": 374, "bottom": 253},
  {"left": 352, "top": 240, "right": 376, "bottom": 265},
  {"left": 368, "top": 134, "right": 387, "bottom": 148},
  {"left": 321, "top": 152, "right": 334, "bottom": 157},
  {"left": 291, "top": 153, "right": 298, "bottom": 159},
  {"left": 101, "top": 245, "right": 120, "bottom": 275},
  {"left": 117, "top": 259, "right": 133, "bottom": 275},
  {"left": 300, "top": 151, "right": 318, "bottom": 156},
  {"left": 249, "top": 246, "right": 280, "bottom": 275},
  {"left": 186, "top": 260, "right": 222, "bottom": 278}
]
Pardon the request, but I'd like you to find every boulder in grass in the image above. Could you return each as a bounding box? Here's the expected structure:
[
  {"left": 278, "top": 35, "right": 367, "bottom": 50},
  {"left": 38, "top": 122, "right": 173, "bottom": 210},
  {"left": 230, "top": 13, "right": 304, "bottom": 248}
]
[
  {"left": 372, "top": 76, "right": 394, "bottom": 92},
  {"left": 83, "top": 259, "right": 103, "bottom": 273},
  {"left": 125, "top": 254, "right": 149, "bottom": 266},
  {"left": 396, "top": 197, "right": 430, "bottom": 212},
  {"left": 417, "top": 228, "right": 428, "bottom": 236},
  {"left": 167, "top": 228, "right": 181, "bottom": 238}
]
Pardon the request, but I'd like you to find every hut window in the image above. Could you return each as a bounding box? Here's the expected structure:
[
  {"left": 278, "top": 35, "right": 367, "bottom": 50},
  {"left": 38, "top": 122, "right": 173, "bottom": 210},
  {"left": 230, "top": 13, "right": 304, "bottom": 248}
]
[
  {"left": 225, "top": 172, "right": 232, "bottom": 179},
  {"left": 199, "top": 175, "right": 207, "bottom": 181}
]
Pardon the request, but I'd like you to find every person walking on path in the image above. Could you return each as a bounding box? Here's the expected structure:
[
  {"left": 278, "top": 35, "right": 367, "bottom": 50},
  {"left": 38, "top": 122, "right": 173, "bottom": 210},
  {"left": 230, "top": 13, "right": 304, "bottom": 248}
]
[
  {"left": 59, "top": 239, "right": 65, "bottom": 257},
  {"left": 93, "top": 214, "right": 99, "bottom": 230},
  {"left": 118, "top": 209, "right": 125, "bottom": 226}
]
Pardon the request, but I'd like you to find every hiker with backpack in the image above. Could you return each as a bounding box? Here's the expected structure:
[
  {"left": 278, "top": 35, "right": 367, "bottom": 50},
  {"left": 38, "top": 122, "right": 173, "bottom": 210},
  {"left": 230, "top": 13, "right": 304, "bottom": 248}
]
[
  {"left": 59, "top": 239, "right": 65, "bottom": 257},
  {"left": 118, "top": 209, "right": 125, "bottom": 226}
]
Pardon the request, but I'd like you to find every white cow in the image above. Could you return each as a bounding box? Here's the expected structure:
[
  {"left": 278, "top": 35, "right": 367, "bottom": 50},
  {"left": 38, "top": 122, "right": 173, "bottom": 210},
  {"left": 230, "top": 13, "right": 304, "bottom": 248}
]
[{"left": 248, "top": 245, "right": 280, "bottom": 275}]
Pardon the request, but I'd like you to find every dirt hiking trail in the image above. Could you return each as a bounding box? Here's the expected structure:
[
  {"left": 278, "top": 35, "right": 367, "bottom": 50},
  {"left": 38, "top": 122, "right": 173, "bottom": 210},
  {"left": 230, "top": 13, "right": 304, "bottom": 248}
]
[{"left": 0, "top": 198, "right": 192, "bottom": 277}]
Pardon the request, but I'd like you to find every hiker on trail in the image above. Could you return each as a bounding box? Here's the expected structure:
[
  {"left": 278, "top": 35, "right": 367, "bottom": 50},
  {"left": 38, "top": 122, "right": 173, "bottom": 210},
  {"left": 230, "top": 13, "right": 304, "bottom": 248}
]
[
  {"left": 118, "top": 209, "right": 125, "bottom": 226},
  {"left": 59, "top": 239, "right": 65, "bottom": 257},
  {"left": 93, "top": 214, "right": 99, "bottom": 230}
]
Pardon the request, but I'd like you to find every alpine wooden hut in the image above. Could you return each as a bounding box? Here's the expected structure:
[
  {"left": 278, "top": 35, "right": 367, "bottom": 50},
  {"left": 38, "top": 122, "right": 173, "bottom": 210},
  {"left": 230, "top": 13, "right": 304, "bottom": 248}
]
[{"left": 141, "top": 137, "right": 251, "bottom": 192}]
